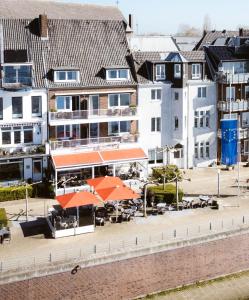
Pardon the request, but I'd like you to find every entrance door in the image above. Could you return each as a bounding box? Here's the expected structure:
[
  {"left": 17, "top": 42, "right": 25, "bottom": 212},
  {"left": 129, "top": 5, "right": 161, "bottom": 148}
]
[{"left": 33, "top": 159, "right": 42, "bottom": 182}]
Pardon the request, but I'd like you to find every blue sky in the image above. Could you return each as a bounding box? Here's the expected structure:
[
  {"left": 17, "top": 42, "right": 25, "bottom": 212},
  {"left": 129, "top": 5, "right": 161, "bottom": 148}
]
[{"left": 62, "top": 0, "right": 249, "bottom": 35}]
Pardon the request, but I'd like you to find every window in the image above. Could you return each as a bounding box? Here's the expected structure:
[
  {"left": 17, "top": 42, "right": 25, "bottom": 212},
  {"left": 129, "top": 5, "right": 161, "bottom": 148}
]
[
  {"left": 0, "top": 98, "right": 2, "bottom": 120},
  {"left": 151, "top": 117, "right": 161, "bottom": 132},
  {"left": 33, "top": 160, "right": 42, "bottom": 174},
  {"left": 108, "top": 121, "right": 130, "bottom": 135},
  {"left": 245, "top": 86, "right": 249, "bottom": 100},
  {"left": 14, "top": 127, "right": 21, "bottom": 144},
  {"left": 90, "top": 95, "right": 99, "bottom": 115},
  {"left": 200, "top": 111, "right": 204, "bottom": 127},
  {"left": 148, "top": 148, "right": 163, "bottom": 164},
  {"left": 194, "top": 111, "right": 198, "bottom": 128},
  {"left": 195, "top": 143, "right": 198, "bottom": 158},
  {"left": 56, "top": 96, "right": 71, "bottom": 111},
  {"left": 174, "top": 64, "right": 181, "bottom": 78},
  {"left": 108, "top": 94, "right": 130, "bottom": 107},
  {"left": 12, "top": 97, "right": 23, "bottom": 118},
  {"left": 32, "top": 96, "right": 42, "bottom": 117},
  {"left": 54, "top": 70, "right": 79, "bottom": 82},
  {"left": 2, "top": 127, "right": 11, "bottom": 145},
  {"left": 244, "top": 140, "right": 249, "bottom": 154},
  {"left": 156, "top": 64, "right": 166, "bottom": 80},
  {"left": 206, "top": 142, "right": 210, "bottom": 158},
  {"left": 192, "top": 64, "right": 201, "bottom": 79},
  {"left": 90, "top": 123, "right": 98, "bottom": 138},
  {"left": 0, "top": 160, "right": 23, "bottom": 181},
  {"left": 197, "top": 87, "right": 207, "bottom": 98},
  {"left": 23, "top": 126, "right": 33, "bottom": 143},
  {"left": 174, "top": 92, "right": 179, "bottom": 100},
  {"left": 174, "top": 116, "right": 179, "bottom": 130},
  {"left": 226, "top": 86, "right": 235, "bottom": 101},
  {"left": 3, "top": 64, "right": 32, "bottom": 85},
  {"left": 56, "top": 125, "right": 70, "bottom": 139},
  {"left": 106, "top": 69, "right": 129, "bottom": 80},
  {"left": 194, "top": 111, "right": 210, "bottom": 128},
  {"left": 151, "top": 89, "right": 162, "bottom": 100},
  {"left": 206, "top": 111, "right": 210, "bottom": 127},
  {"left": 200, "top": 142, "right": 204, "bottom": 158}
]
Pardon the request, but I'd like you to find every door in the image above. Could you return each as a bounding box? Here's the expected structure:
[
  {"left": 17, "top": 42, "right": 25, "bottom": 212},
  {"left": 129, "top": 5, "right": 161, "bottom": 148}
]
[
  {"left": 90, "top": 95, "right": 99, "bottom": 116},
  {"left": 33, "top": 159, "right": 42, "bottom": 182}
]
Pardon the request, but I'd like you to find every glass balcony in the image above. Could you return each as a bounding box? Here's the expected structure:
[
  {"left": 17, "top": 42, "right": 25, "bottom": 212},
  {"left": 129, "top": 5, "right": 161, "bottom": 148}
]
[{"left": 218, "top": 100, "right": 249, "bottom": 112}]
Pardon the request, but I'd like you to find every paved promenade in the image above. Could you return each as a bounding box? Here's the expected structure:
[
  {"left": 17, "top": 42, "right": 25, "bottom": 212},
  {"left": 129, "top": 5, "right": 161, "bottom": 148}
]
[{"left": 152, "top": 271, "right": 249, "bottom": 300}]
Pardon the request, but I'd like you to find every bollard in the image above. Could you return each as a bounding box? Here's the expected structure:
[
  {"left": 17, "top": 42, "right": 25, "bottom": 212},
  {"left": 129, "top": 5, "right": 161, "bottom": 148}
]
[
  {"left": 243, "top": 216, "right": 245, "bottom": 224},
  {"left": 221, "top": 220, "right": 223, "bottom": 229},
  {"left": 232, "top": 219, "right": 234, "bottom": 226},
  {"left": 49, "top": 253, "right": 52, "bottom": 263},
  {"left": 33, "top": 257, "right": 36, "bottom": 267},
  {"left": 162, "top": 232, "right": 164, "bottom": 240},
  {"left": 186, "top": 228, "right": 189, "bottom": 236},
  {"left": 135, "top": 237, "right": 138, "bottom": 245},
  {"left": 122, "top": 240, "right": 125, "bottom": 248},
  {"left": 109, "top": 242, "right": 111, "bottom": 252},
  {"left": 174, "top": 230, "right": 176, "bottom": 238},
  {"left": 209, "top": 222, "right": 212, "bottom": 231},
  {"left": 0, "top": 261, "right": 2, "bottom": 272},
  {"left": 94, "top": 245, "right": 97, "bottom": 254}
]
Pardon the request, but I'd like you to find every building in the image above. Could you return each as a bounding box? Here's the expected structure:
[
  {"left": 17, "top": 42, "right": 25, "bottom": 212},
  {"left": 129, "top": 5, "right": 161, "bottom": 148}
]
[{"left": 204, "top": 30, "right": 249, "bottom": 163}]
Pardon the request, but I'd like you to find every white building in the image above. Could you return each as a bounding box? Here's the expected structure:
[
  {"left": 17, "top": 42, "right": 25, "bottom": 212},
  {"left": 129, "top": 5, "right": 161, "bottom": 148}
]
[{"left": 133, "top": 50, "right": 217, "bottom": 171}]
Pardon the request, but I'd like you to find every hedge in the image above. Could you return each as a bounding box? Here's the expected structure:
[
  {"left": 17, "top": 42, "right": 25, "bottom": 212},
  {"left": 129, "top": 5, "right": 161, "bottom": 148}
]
[
  {"left": 0, "top": 208, "right": 8, "bottom": 228},
  {"left": 0, "top": 183, "right": 55, "bottom": 202},
  {"left": 0, "top": 186, "right": 33, "bottom": 202},
  {"left": 147, "top": 184, "right": 183, "bottom": 205}
]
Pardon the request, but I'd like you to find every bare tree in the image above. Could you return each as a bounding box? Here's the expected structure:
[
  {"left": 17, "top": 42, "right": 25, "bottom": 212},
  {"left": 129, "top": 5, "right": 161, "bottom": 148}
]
[{"left": 177, "top": 23, "right": 201, "bottom": 36}]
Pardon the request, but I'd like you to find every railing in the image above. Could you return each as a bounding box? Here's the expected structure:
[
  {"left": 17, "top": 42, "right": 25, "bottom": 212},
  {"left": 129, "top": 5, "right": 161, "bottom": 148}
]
[
  {"left": 216, "top": 72, "right": 249, "bottom": 84},
  {"left": 218, "top": 100, "right": 249, "bottom": 112},
  {"left": 50, "top": 134, "right": 139, "bottom": 151},
  {"left": 1, "top": 214, "right": 249, "bottom": 274},
  {"left": 217, "top": 128, "right": 249, "bottom": 139},
  {"left": 0, "top": 145, "right": 46, "bottom": 158},
  {"left": 49, "top": 108, "right": 137, "bottom": 121}
]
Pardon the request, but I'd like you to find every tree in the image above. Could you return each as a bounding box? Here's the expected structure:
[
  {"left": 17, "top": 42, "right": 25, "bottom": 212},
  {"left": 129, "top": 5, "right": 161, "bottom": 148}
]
[{"left": 177, "top": 23, "right": 201, "bottom": 36}]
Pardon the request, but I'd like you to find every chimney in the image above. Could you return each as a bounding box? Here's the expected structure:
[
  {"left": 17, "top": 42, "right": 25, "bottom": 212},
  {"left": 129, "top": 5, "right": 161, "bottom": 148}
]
[
  {"left": 39, "top": 14, "right": 48, "bottom": 39},
  {"left": 128, "top": 14, "right": 134, "bottom": 31},
  {"left": 239, "top": 28, "right": 244, "bottom": 37}
]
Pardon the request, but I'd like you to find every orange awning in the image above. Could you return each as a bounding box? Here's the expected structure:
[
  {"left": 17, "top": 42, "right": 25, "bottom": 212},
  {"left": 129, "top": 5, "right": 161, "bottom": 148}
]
[
  {"left": 52, "top": 147, "right": 147, "bottom": 169},
  {"left": 96, "top": 185, "right": 140, "bottom": 202},
  {"left": 100, "top": 148, "right": 147, "bottom": 163},
  {"left": 52, "top": 151, "right": 103, "bottom": 168},
  {"left": 86, "top": 176, "right": 124, "bottom": 190},
  {"left": 56, "top": 191, "right": 100, "bottom": 208}
]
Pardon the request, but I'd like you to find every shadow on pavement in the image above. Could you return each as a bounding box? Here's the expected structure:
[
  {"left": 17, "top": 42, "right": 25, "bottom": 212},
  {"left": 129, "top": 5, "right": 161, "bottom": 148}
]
[{"left": 20, "top": 218, "right": 52, "bottom": 239}]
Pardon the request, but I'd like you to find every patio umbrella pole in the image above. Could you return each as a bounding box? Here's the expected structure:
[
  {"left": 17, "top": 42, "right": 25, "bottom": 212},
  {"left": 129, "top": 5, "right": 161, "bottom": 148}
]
[{"left": 77, "top": 206, "right": 79, "bottom": 227}]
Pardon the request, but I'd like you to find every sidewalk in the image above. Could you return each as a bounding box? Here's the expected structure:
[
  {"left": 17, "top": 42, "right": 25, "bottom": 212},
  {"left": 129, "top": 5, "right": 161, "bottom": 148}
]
[{"left": 150, "top": 271, "right": 249, "bottom": 300}]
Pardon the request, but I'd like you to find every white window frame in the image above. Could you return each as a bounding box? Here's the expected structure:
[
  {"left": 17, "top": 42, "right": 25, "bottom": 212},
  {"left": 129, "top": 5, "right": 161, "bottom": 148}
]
[
  {"left": 151, "top": 89, "right": 162, "bottom": 101},
  {"left": 12, "top": 97, "right": 23, "bottom": 119},
  {"left": 155, "top": 64, "right": 166, "bottom": 80},
  {"left": 54, "top": 70, "right": 80, "bottom": 83},
  {"left": 174, "top": 64, "right": 181, "bottom": 78},
  {"left": 108, "top": 93, "right": 130, "bottom": 108},
  {"left": 192, "top": 64, "right": 201, "bottom": 79},
  {"left": 56, "top": 96, "right": 72, "bottom": 111},
  {"left": 148, "top": 148, "right": 163, "bottom": 164},
  {"left": 195, "top": 141, "right": 210, "bottom": 159},
  {"left": 108, "top": 121, "right": 131, "bottom": 135},
  {"left": 226, "top": 86, "right": 235, "bottom": 101},
  {"left": 31, "top": 96, "right": 42, "bottom": 117},
  {"left": 151, "top": 117, "right": 161, "bottom": 132},
  {"left": 106, "top": 69, "right": 130, "bottom": 81},
  {"left": 194, "top": 110, "right": 210, "bottom": 128},
  {"left": 197, "top": 87, "right": 207, "bottom": 98},
  {"left": 244, "top": 140, "right": 249, "bottom": 155}
]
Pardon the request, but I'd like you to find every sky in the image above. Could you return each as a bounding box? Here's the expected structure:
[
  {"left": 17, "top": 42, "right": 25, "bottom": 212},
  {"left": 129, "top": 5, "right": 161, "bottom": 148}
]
[{"left": 61, "top": 0, "right": 249, "bottom": 35}]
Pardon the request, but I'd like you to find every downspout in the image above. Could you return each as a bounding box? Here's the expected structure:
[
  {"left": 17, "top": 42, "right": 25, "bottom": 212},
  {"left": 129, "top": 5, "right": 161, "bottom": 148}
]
[
  {"left": 0, "top": 20, "right": 4, "bottom": 87},
  {"left": 186, "top": 82, "right": 190, "bottom": 169}
]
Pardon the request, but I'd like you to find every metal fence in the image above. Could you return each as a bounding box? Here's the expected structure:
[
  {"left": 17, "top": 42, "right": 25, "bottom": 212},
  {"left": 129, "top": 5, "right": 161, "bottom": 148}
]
[{"left": 1, "top": 214, "right": 249, "bottom": 274}]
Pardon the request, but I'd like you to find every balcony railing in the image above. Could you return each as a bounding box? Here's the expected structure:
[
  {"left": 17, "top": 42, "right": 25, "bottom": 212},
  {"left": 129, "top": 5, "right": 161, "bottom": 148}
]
[
  {"left": 50, "top": 134, "right": 139, "bottom": 151},
  {"left": 216, "top": 72, "right": 249, "bottom": 84},
  {"left": 217, "top": 128, "right": 249, "bottom": 140},
  {"left": 0, "top": 145, "right": 46, "bottom": 158},
  {"left": 218, "top": 100, "right": 249, "bottom": 112},
  {"left": 49, "top": 108, "right": 137, "bottom": 121}
]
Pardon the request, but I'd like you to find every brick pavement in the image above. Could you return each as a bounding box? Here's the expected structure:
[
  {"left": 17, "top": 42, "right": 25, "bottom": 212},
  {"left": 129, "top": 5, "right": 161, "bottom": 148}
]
[{"left": 2, "top": 232, "right": 249, "bottom": 299}]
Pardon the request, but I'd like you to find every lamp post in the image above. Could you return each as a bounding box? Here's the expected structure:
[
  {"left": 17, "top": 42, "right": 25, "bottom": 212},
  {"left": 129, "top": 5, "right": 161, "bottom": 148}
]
[
  {"left": 217, "top": 169, "right": 221, "bottom": 197},
  {"left": 143, "top": 180, "right": 159, "bottom": 217}
]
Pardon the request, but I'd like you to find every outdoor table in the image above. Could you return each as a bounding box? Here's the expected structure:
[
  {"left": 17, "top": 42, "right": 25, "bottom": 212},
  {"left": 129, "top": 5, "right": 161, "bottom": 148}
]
[
  {"left": 157, "top": 203, "right": 167, "bottom": 208},
  {"left": 199, "top": 195, "right": 210, "bottom": 202}
]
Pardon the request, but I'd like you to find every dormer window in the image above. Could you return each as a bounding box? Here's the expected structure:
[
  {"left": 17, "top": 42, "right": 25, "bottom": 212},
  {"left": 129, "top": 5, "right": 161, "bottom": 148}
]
[
  {"left": 106, "top": 68, "right": 130, "bottom": 80},
  {"left": 155, "top": 64, "right": 166, "bottom": 80},
  {"left": 192, "top": 64, "right": 201, "bottom": 79},
  {"left": 54, "top": 70, "right": 80, "bottom": 82},
  {"left": 3, "top": 64, "right": 32, "bottom": 86},
  {"left": 174, "top": 64, "right": 181, "bottom": 78}
]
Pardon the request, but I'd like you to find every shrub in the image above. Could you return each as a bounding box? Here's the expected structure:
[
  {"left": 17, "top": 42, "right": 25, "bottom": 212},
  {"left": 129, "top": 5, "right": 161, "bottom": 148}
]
[
  {"left": 0, "top": 186, "right": 33, "bottom": 202},
  {"left": 147, "top": 184, "right": 183, "bottom": 205},
  {"left": 0, "top": 208, "right": 8, "bottom": 228},
  {"left": 32, "top": 182, "right": 55, "bottom": 199}
]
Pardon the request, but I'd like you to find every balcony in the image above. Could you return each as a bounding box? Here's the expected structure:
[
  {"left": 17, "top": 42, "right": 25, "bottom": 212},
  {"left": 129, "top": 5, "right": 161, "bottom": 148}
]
[
  {"left": 218, "top": 100, "right": 249, "bottom": 112},
  {"left": 49, "top": 108, "right": 137, "bottom": 124},
  {"left": 216, "top": 72, "right": 249, "bottom": 84},
  {"left": 217, "top": 128, "right": 249, "bottom": 140},
  {"left": 0, "top": 145, "right": 46, "bottom": 159},
  {"left": 50, "top": 134, "right": 139, "bottom": 152}
]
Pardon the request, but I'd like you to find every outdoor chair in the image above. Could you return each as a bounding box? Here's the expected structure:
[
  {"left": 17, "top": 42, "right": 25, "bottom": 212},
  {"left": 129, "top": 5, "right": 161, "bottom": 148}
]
[{"left": 95, "top": 217, "right": 105, "bottom": 226}]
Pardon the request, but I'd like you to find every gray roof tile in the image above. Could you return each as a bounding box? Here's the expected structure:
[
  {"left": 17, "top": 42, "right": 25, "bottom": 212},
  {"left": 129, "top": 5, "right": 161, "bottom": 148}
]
[{"left": 2, "top": 19, "right": 136, "bottom": 88}]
